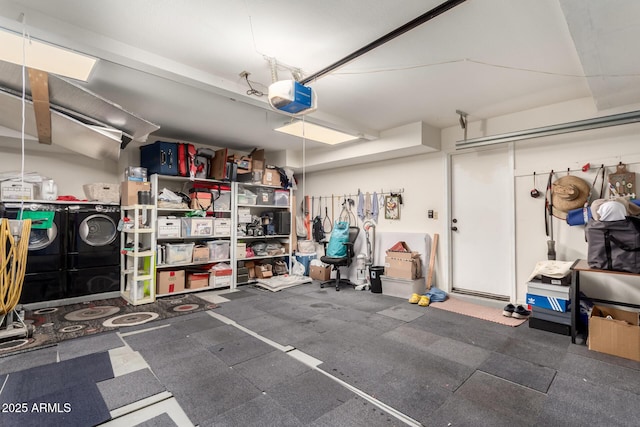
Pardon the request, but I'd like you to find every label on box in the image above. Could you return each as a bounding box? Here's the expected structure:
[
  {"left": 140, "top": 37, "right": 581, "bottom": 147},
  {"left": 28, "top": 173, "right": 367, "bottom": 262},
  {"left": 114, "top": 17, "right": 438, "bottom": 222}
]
[
  {"left": 526, "top": 293, "right": 569, "bottom": 312},
  {"left": 214, "top": 219, "right": 232, "bottom": 236},
  {"left": 158, "top": 218, "right": 181, "bottom": 238}
]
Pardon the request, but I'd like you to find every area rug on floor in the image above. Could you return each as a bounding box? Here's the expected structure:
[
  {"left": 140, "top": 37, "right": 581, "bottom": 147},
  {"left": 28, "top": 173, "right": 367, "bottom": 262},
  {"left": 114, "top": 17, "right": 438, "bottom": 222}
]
[
  {"left": 255, "top": 275, "right": 313, "bottom": 292},
  {"left": 430, "top": 296, "right": 528, "bottom": 327},
  {"left": 0, "top": 294, "right": 217, "bottom": 357}
]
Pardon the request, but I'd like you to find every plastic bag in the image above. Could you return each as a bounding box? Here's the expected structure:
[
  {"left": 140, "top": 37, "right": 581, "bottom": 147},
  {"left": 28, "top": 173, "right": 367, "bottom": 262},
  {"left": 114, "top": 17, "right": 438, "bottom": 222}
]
[
  {"left": 291, "top": 259, "right": 306, "bottom": 276},
  {"left": 326, "top": 221, "right": 349, "bottom": 257}
]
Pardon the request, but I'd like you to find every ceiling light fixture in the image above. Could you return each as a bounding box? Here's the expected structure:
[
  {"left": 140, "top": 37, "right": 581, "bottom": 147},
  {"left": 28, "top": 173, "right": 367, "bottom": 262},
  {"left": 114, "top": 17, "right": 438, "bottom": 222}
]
[
  {"left": 0, "top": 27, "right": 97, "bottom": 81},
  {"left": 275, "top": 121, "right": 359, "bottom": 145}
]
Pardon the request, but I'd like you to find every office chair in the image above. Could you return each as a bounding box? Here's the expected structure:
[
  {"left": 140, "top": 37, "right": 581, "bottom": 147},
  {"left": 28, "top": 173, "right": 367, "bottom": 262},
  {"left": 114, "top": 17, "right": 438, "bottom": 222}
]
[{"left": 320, "top": 226, "right": 360, "bottom": 291}]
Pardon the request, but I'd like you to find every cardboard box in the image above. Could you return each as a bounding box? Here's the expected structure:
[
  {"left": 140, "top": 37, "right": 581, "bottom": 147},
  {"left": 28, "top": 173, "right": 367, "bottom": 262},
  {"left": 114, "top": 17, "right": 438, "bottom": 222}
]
[
  {"left": 121, "top": 181, "right": 151, "bottom": 206},
  {"left": 192, "top": 245, "right": 210, "bottom": 262},
  {"left": 181, "top": 217, "right": 214, "bottom": 237},
  {"left": 187, "top": 272, "right": 210, "bottom": 289},
  {"left": 214, "top": 218, "right": 232, "bottom": 237},
  {"left": 157, "top": 270, "right": 185, "bottom": 294},
  {"left": 210, "top": 274, "right": 232, "bottom": 288},
  {"left": 237, "top": 243, "right": 247, "bottom": 259},
  {"left": 588, "top": 305, "right": 640, "bottom": 362},
  {"left": 255, "top": 264, "right": 273, "bottom": 279},
  {"left": 384, "top": 254, "right": 422, "bottom": 279},
  {"left": 262, "top": 167, "right": 279, "bottom": 186},
  {"left": 157, "top": 217, "right": 181, "bottom": 238},
  {"left": 310, "top": 265, "right": 331, "bottom": 281},
  {"left": 380, "top": 276, "right": 425, "bottom": 299},
  {"left": 525, "top": 293, "right": 569, "bottom": 312}
]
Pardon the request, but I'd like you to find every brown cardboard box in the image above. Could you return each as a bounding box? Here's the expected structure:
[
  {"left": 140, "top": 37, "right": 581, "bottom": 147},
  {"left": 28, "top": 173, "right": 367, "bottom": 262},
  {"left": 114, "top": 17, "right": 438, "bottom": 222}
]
[
  {"left": 310, "top": 265, "right": 331, "bottom": 281},
  {"left": 245, "top": 260, "right": 256, "bottom": 278},
  {"left": 121, "top": 181, "right": 151, "bottom": 206},
  {"left": 187, "top": 272, "right": 210, "bottom": 289},
  {"left": 262, "top": 167, "right": 279, "bottom": 186},
  {"left": 192, "top": 245, "right": 210, "bottom": 262},
  {"left": 384, "top": 254, "right": 422, "bottom": 279},
  {"left": 157, "top": 270, "right": 185, "bottom": 295},
  {"left": 588, "top": 305, "right": 640, "bottom": 362},
  {"left": 255, "top": 264, "right": 273, "bottom": 279}
]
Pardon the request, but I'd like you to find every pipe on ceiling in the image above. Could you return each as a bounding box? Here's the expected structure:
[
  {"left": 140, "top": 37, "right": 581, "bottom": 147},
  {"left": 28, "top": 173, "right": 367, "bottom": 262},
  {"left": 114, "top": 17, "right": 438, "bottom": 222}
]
[
  {"left": 455, "top": 110, "right": 640, "bottom": 149},
  {"left": 299, "top": 0, "right": 468, "bottom": 85}
]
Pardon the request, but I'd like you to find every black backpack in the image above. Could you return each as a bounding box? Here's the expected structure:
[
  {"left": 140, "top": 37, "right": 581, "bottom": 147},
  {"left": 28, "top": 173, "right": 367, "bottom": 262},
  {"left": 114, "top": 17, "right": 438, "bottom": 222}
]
[{"left": 312, "top": 215, "right": 325, "bottom": 242}]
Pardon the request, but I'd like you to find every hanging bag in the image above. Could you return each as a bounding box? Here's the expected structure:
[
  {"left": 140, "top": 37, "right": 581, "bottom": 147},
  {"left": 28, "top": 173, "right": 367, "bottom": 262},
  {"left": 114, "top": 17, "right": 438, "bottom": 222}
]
[
  {"left": 585, "top": 216, "right": 640, "bottom": 273},
  {"left": 326, "top": 221, "right": 350, "bottom": 258}
]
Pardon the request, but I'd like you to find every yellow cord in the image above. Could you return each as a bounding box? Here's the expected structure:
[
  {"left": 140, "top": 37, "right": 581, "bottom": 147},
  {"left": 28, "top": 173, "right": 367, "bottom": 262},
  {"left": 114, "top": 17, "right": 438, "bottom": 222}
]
[{"left": 0, "top": 218, "right": 31, "bottom": 315}]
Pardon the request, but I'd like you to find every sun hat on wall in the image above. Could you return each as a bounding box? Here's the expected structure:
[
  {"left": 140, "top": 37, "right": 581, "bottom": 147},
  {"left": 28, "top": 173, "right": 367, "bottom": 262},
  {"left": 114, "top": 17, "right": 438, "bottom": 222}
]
[{"left": 551, "top": 175, "right": 591, "bottom": 219}]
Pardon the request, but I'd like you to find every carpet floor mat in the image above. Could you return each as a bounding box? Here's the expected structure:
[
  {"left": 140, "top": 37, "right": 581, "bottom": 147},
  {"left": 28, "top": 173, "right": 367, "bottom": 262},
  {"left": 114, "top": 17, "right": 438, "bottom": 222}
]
[
  {"left": 0, "top": 294, "right": 217, "bottom": 357},
  {"left": 430, "top": 296, "right": 528, "bottom": 327}
]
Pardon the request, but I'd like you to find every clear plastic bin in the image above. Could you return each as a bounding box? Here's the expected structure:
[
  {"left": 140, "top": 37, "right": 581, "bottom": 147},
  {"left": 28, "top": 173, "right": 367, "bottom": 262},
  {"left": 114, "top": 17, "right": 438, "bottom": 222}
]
[
  {"left": 165, "top": 242, "right": 195, "bottom": 264},
  {"left": 207, "top": 241, "right": 230, "bottom": 261}
]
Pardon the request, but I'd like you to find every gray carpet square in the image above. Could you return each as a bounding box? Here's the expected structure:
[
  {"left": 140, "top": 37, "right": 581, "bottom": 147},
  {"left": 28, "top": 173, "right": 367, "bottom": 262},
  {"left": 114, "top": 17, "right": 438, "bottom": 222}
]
[
  {"left": 425, "top": 394, "right": 517, "bottom": 427},
  {"left": 309, "top": 396, "right": 398, "bottom": 427},
  {"left": 208, "top": 335, "right": 275, "bottom": 366},
  {"left": 264, "top": 303, "right": 331, "bottom": 322},
  {"left": 169, "top": 312, "right": 225, "bottom": 334},
  {"left": 137, "top": 337, "right": 205, "bottom": 370},
  {"left": 205, "top": 393, "right": 303, "bottom": 426},
  {"left": 376, "top": 305, "right": 426, "bottom": 322},
  {"left": 237, "top": 313, "right": 293, "bottom": 333},
  {"left": 425, "top": 336, "right": 491, "bottom": 368},
  {"left": 57, "top": 331, "right": 124, "bottom": 361},
  {"left": 536, "top": 373, "right": 640, "bottom": 426},
  {"left": 232, "top": 350, "right": 310, "bottom": 390},
  {"left": 567, "top": 342, "right": 640, "bottom": 370},
  {"left": 296, "top": 313, "right": 349, "bottom": 334},
  {"left": 453, "top": 371, "right": 547, "bottom": 423},
  {"left": 97, "top": 368, "right": 166, "bottom": 410},
  {"left": 279, "top": 283, "right": 318, "bottom": 294},
  {"left": 188, "top": 324, "right": 251, "bottom": 346},
  {"left": 364, "top": 312, "right": 406, "bottom": 332},
  {"left": 0, "top": 345, "right": 58, "bottom": 375},
  {"left": 318, "top": 348, "right": 394, "bottom": 392},
  {"left": 380, "top": 324, "right": 442, "bottom": 352},
  {"left": 133, "top": 413, "right": 178, "bottom": 427},
  {"left": 148, "top": 349, "right": 230, "bottom": 388},
  {"left": 122, "top": 326, "right": 185, "bottom": 351},
  {"left": 213, "top": 301, "right": 269, "bottom": 321},
  {"left": 479, "top": 351, "right": 557, "bottom": 393},
  {"left": 350, "top": 296, "right": 404, "bottom": 313},
  {"left": 368, "top": 367, "right": 453, "bottom": 422},
  {"left": 170, "top": 369, "right": 261, "bottom": 425},
  {"left": 259, "top": 322, "right": 322, "bottom": 346},
  {"left": 497, "top": 336, "right": 568, "bottom": 370},
  {"left": 220, "top": 290, "right": 256, "bottom": 300},
  {"left": 559, "top": 352, "right": 640, "bottom": 395},
  {"left": 266, "top": 370, "right": 355, "bottom": 424}
]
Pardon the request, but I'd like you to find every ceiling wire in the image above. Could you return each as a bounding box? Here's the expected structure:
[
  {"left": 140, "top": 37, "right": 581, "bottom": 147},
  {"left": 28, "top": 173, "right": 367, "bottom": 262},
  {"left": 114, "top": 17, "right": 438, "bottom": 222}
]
[{"left": 243, "top": 73, "right": 264, "bottom": 97}]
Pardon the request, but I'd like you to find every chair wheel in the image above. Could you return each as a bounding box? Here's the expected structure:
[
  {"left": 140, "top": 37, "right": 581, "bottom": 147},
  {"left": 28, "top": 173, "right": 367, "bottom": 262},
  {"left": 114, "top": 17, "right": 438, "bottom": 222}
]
[
  {"left": 320, "top": 283, "right": 325, "bottom": 288},
  {"left": 335, "top": 287, "right": 340, "bottom": 291}
]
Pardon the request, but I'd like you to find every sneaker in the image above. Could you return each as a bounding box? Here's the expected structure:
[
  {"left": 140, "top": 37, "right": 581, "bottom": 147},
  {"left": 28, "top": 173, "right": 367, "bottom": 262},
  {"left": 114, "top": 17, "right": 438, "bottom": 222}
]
[
  {"left": 408, "top": 293, "right": 420, "bottom": 304},
  {"left": 502, "top": 303, "right": 515, "bottom": 317},
  {"left": 513, "top": 305, "right": 531, "bottom": 319}
]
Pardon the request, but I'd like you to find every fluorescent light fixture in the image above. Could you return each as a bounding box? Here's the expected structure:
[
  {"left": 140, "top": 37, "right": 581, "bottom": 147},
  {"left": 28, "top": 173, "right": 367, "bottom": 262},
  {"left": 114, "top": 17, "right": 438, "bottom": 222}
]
[
  {"left": 0, "top": 27, "right": 96, "bottom": 81},
  {"left": 274, "top": 121, "right": 359, "bottom": 145}
]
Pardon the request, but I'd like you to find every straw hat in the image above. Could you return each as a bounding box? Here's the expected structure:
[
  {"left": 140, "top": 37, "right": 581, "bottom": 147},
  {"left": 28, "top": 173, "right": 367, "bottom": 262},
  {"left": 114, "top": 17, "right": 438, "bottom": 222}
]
[{"left": 551, "top": 175, "right": 591, "bottom": 219}]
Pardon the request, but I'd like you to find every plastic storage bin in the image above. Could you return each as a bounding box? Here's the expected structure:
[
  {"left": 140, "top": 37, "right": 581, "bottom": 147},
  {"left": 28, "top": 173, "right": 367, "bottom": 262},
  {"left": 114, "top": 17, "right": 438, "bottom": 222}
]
[
  {"left": 165, "top": 242, "right": 195, "bottom": 265},
  {"left": 207, "top": 241, "right": 230, "bottom": 261},
  {"left": 256, "top": 188, "right": 274, "bottom": 205},
  {"left": 274, "top": 189, "right": 290, "bottom": 206}
]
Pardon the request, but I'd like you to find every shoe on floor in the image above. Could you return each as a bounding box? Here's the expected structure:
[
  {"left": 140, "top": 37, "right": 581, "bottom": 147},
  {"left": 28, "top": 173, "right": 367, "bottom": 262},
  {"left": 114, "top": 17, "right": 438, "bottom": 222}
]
[
  {"left": 502, "top": 303, "right": 516, "bottom": 317},
  {"left": 513, "top": 305, "right": 531, "bottom": 319},
  {"left": 418, "top": 295, "right": 430, "bottom": 307},
  {"left": 408, "top": 293, "right": 420, "bottom": 304}
]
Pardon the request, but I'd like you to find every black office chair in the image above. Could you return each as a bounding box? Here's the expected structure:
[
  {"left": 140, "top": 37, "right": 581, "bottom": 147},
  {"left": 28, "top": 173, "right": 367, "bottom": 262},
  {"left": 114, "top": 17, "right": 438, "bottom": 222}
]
[{"left": 320, "top": 226, "right": 360, "bottom": 291}]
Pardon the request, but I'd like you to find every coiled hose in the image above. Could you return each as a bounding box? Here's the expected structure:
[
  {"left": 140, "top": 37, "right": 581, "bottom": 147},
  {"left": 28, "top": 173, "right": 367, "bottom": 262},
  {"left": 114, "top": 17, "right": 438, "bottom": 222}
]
[{"left": 1, "top": 218, "right": 31, "bottom": 316}]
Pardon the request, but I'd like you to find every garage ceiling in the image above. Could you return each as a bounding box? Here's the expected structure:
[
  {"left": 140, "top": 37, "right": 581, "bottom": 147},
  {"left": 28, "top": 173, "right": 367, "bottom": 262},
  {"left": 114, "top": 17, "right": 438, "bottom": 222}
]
[{"left": 0, "top": 0, "right": 639, "bottom": 161}]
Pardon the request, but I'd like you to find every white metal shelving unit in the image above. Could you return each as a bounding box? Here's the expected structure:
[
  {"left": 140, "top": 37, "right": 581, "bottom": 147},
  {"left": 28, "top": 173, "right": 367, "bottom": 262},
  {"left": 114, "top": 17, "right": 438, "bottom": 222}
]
[
  {"left": 120, "top": 204, "right": 156, "bottom": 305},
  {"left": 232, "top": 182, "right": 293, "bottom": 285},
  {"left": 151, "top": 174, "right": 234, "bottom": 296}
]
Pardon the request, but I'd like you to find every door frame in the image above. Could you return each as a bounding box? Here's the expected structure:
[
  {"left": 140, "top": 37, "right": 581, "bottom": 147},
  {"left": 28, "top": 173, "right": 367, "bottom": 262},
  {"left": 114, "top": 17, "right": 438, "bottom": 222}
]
[{"left": 445, "top": 143, "right": 517, "bottom": 303}]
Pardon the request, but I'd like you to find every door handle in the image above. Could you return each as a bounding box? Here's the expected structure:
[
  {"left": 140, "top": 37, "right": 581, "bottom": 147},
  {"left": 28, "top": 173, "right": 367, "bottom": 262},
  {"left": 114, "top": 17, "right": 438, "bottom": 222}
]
[{"left": 451, "top": 226, "right": 458, "bottom": 231}]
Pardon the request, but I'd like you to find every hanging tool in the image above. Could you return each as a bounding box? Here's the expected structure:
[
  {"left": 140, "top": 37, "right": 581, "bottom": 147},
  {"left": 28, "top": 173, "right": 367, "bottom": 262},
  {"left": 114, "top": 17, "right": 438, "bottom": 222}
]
[
  {"left": 530, "top": 172, "right": 540, "bottom": 198},
  {"left": 545, "top": 170, "right": 556, "bottom": 260},
  {"left": 323, "top": 204, "right": 333, "bottom": 233}
]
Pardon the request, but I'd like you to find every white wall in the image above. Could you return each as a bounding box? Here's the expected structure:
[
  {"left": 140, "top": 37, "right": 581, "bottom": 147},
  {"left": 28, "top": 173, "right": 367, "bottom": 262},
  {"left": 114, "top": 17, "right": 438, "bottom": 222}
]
[
  {"left": 0, "top": 136, "right": 120, "bottom": 199},
  {"left": 305, "top": 97, "right": 640, "bottom": 305}
]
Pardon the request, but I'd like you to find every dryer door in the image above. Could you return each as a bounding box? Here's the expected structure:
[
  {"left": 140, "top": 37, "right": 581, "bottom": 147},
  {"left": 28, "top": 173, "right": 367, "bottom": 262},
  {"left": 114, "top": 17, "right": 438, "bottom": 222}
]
[
  {"left": 78, "top": 214, "right": 117, "bottom": 247},
  {"left": 29, "top": 222, "right": 58, "bottom": 251}
]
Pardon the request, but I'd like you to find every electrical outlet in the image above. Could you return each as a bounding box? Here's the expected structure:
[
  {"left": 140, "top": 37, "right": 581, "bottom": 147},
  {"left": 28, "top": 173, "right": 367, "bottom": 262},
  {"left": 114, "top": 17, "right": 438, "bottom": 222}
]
[{"left": 428, "top": 210, "right": 434, "bottom": 219}]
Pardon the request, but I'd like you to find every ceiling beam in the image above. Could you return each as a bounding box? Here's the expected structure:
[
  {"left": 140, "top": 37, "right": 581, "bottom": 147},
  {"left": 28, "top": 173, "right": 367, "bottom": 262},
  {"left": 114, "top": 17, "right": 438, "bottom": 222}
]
[{"left": 27, "top": 68, "right": 51, "bottom": 145}]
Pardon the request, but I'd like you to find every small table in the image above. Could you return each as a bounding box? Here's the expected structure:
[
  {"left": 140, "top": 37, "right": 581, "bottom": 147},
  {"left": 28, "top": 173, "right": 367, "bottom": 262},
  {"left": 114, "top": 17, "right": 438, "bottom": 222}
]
[{"left": 570, "top": 259, "right": 640, "bottom": 344}]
